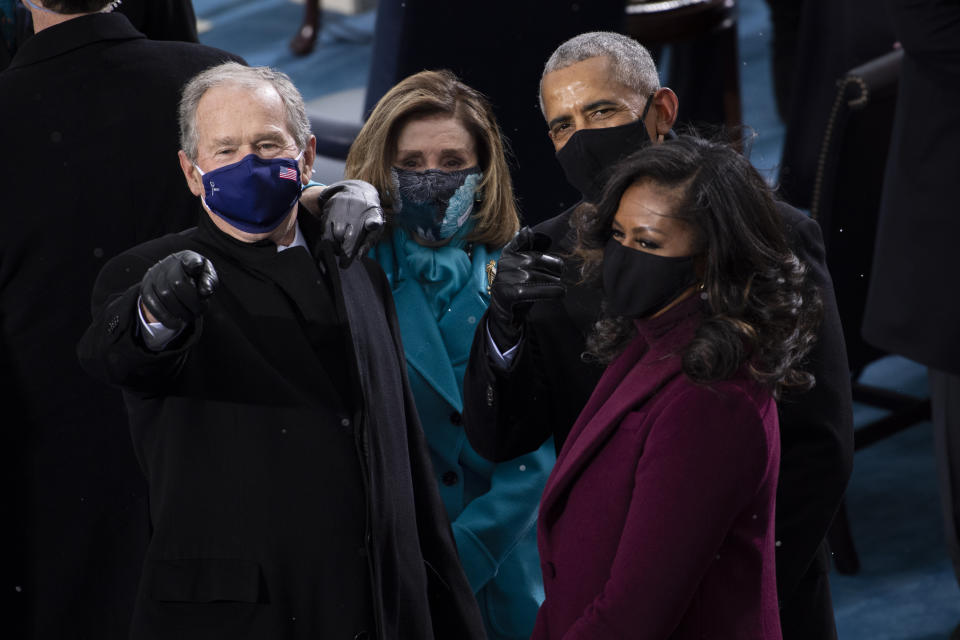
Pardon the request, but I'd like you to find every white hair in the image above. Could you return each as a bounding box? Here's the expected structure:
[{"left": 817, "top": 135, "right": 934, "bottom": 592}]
[
  {"left": 539, "top": 31, "right": 660, "bottom": 114},
  {"left": 178, "top": 62, "right": 312, "bottom": 161}
]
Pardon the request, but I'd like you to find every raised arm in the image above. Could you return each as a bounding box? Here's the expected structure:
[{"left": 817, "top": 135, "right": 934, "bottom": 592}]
[{"left": 77, "top": 248, "right": 216, "bottom": 391}]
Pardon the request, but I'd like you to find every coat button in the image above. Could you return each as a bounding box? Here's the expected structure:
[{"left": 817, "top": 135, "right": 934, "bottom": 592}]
[
  {"left": 442, "top": 470, "right": 458, "bottom": 486},
  {"left": 449, "top": 411, "right": 463, "bottom": 426}
]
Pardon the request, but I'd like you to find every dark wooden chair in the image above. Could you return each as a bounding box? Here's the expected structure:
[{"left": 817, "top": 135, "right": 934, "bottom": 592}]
[
  {"left": 624, "top": 0, "right": 742, "bottom": 132},
  {"left": 313, "top": 1, "right": 743, "bottom": 163},
  {"left": 810, "top": 48, "right": 931, "bottom": 574}
]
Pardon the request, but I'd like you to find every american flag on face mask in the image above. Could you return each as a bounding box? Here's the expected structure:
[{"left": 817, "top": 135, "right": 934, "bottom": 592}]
[{"left": 278, "top": 167, "right": 298, "bottom": 181}]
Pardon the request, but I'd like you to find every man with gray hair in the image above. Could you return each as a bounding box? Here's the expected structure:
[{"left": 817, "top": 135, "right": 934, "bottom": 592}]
[
  {"left": 77, "top": 62, "right": 484, "bottom": 640},
  {"left": 462, "top": 31, "right": 854, "bottom": 640}
]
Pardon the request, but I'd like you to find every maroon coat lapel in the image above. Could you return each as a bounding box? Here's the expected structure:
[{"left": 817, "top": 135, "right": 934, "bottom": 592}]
[{"left": 540, "top": 299, "right": 702, "bottom": 521}]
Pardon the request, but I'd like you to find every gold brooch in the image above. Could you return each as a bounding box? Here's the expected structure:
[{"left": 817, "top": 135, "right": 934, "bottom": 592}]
[{"left": 486, "top": 260, "right": 497, "bottom": 294}]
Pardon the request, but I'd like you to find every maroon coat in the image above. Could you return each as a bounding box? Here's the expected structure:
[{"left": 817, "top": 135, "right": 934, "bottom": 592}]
[{"left": 533, "top": 296, "right": 782, "bottom": 639}]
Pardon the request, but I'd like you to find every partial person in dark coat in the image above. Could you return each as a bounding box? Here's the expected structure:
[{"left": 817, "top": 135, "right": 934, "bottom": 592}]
[
  {"left": 0, "top": 2, "right": 242, "bottom": 637},
  {"left": 116, "top": 0, "right": 200, "bottom": 43},
  {"left": 0, "top": 0, "right": 31, "bottom": 69},
  {"left": 2, "top": 0, "right": 201, "bottom": 69},
  {"left": 77, "top": 62, "right": 485, "bottom": 640},
  {"left": 462, "top": 31, "right": 854, "bottom": 640},
  {"left": 774, "top": 0, "right": 894, "bottom": 208},
  {"left": 533, "top": 134, "right": 824, "bottom": 640},
  {"left": 862, "top": 2, "right": 960, "bottom": 636}
]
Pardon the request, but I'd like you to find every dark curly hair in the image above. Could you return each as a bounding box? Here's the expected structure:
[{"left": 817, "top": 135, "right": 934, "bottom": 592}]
[{"left": 572, "top": 135, "right": 822, "bottom": 397}]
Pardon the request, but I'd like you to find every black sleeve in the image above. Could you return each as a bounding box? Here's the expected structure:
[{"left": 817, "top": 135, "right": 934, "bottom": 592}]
[
  {"left": 462, "top": 210, "right": 604, "bottom": 462},
  {"left": 775, "top": 205, "right": 855, "bottom": 600},
  {"left": 888, "top": 0, "right": 960, "bottom": 72},
  {"left": 462, "top": 313, "right": 558, "bottom": 462},
  {"left": 77, "top": 248, "right": 201, "bottom": 393},
  {"left": 360, "top": 259, "right": 487, "bottom": 640}
]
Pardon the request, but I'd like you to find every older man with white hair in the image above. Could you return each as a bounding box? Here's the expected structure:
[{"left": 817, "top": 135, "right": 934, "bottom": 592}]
[{"left": 78, "top": 62, "right": 484, "bottom": 640}]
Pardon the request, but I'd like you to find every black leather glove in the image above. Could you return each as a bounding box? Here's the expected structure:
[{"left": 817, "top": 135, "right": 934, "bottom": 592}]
[
  {"left": 307, "top": 179, "right": 385, "bottom": 267},
  {"left": 487, "top": 226, "right": 566, "bottom": 352},
  {"left": 140, "top": 250, "right": 218, "bottom": 330}
]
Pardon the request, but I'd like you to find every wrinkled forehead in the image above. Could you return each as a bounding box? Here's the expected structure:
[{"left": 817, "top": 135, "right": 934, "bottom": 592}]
[
  {"left": 395, "top": 114, "right": 475, "bottom": 149},
  {"left": 195, "top": 81, "right": 290, "bottom": 139},
  {"left": 541, "top": 56, "right": 641, "bottom": 113}
]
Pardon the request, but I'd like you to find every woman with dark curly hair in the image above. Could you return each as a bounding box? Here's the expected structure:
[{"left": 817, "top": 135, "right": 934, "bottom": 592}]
[{"left": 531, "top": 135, "right": 822, "bottom": 640}]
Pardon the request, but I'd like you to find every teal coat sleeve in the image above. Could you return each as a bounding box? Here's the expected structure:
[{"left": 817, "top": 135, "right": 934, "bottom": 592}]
[{"left": 451, "top": 440, "right": 555, "bottom": 590}]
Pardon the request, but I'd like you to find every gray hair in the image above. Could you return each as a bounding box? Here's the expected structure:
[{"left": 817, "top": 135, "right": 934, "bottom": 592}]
[
  {"left": 178, "top": 62, "right": 312, "bottom": 161},
  {"left": 539, "top": 32, "right": 660, "bottom": 114}
]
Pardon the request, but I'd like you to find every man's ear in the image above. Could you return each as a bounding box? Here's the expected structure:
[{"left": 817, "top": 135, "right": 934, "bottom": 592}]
[
  {"left": 300, "top": 135, "right": 316, "bottom": 185},
  {"left": 178, "top": 150, "right": 204, "bottom": 197},
  {"left": 651, "top": 88, "right": 679, "bottom": 141}
]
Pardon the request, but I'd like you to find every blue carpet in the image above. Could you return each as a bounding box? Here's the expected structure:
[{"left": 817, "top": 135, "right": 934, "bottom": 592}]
[
  {"left": 195, "top": 0, "right": 374, "bottom": 101},
  {"left": 192, "top": 1, "right": 958, "bottom": 637},
  {"left": 736, "top": 0, "right": 786, "bottom": 183},
  {"left": 835, "top": 356, "right": 959, "bottom": 639},
  {"left": 833, "top": 416, "right": 960, "bottom": 639}
]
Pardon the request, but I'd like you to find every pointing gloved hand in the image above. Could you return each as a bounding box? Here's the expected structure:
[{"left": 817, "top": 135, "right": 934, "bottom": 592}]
[
  {"left": 487, "top": 226, "right": 566, "bottom": 352},
  {"left": 140, "top": 250, "right": 219, "bottom": 330},
  {"left": 308, "top": 179, "right": 385, "bottom": 267}
]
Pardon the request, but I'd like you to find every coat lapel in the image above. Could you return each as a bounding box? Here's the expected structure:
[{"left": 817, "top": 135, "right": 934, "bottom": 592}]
[
  {"left": 373, "top": 236, "right": 500, "bottom": 415},
  {"left": 393, "top": 278, "right": 464, "bottom": 412},
  {"left": 539, "top": 331, "right": 685, "bottom": 522},
  {"left": 8, "top": 13, "right": 143, "bottom": 70},
  {"left": 436, "top": 243, "right": 497, "bottom": 375}
]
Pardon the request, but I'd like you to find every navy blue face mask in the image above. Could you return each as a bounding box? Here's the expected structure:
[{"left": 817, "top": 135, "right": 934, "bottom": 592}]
[{"left": 195, "top": 152, "right": 303, "bottom": 234}]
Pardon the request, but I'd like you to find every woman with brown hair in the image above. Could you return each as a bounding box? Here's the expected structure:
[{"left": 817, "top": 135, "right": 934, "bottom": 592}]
[{"left": 345, "top": 69, "right": 554, "bottom": 640}]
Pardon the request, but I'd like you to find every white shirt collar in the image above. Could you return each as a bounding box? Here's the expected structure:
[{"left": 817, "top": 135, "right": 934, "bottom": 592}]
[{"left": 276, "top": 221, "right": 308, "bottom": 254}]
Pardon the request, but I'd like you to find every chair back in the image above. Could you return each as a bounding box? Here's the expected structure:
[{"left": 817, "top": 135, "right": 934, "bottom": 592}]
[
  {"left": 625, "top": 0, "right": 735, "bottom": 43},
  {"left": 810, "top": 49, "right": 903, "bottom": 374}
]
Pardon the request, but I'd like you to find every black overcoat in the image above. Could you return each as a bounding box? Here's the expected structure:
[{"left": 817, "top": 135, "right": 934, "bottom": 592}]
[
  {"left": 0, "top": 13, "right": 242, "bottom": 638},
  {"left": 77, "top": 212, "right": 486, "bottom": 640},
  {"left": 117, "top": 0, "right": 200, "bottom": 43},
  {"left": 862, "top": 0, "right": 960, "bottom": 374},
  {"left": 463, "top": 201, "right": 854, "bottom": 637}
]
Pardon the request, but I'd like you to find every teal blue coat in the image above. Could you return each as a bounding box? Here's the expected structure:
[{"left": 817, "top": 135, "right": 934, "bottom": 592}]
[{"left": 371, "top": 230, "right": 555, "bottom": 640}]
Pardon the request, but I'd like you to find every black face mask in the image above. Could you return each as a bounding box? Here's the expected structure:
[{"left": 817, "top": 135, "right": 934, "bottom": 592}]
[
  {"left": 555, "top": 93, "right": 655, "bottom": 203},
  {"left": 602, "top": 238, "right": 698, "bottom": 319}
]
